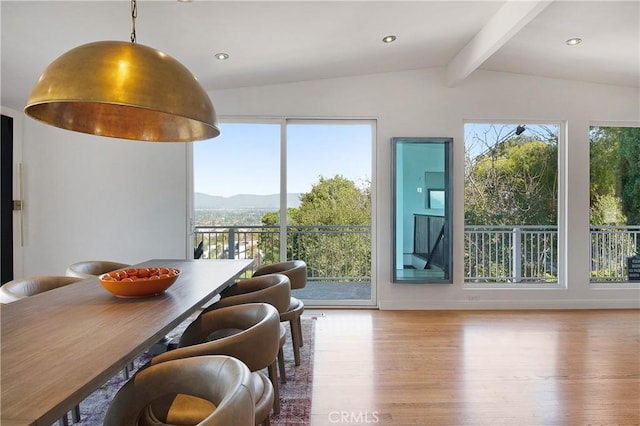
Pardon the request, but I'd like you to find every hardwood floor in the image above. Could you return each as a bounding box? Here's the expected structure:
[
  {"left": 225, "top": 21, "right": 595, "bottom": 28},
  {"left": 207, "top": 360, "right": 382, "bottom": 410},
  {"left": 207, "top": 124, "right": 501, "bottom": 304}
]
[{"left": 306, "top": 309, "right": 640, "bottom": 425}]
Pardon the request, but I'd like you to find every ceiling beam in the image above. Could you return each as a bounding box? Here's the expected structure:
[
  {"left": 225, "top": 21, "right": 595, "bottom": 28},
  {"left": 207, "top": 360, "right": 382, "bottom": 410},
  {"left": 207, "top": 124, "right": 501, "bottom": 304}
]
[{"left": 446, "top": 0, "right": 553, "bottom": 87}]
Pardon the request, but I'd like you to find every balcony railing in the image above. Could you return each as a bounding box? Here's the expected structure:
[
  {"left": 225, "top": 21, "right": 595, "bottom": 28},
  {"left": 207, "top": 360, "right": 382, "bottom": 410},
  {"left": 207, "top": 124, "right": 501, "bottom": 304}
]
[
  {"left": 194, "top": 225, "right": 371, "bottom": 282},
  {"left": 590, "top": 225, "right": 640, "bottom": 282},
  {"left": 464, "top": 225, "right": 558, "bottom": 283},
  {"left": 195, "top": 224, "right": 639, "bottom": 284},
  {"left": 464, "top": 225, "right": 640, "bottom": 283}
]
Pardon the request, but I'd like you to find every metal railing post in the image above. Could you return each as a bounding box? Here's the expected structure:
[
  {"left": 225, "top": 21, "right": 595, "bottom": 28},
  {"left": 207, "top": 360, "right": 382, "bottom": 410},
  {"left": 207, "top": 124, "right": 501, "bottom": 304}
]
[
  {"left": 228, "top": 228, "right": 235, "bottom": 260},
  {"left": 512, "top": 227, "right": 522, "bottom": 283}
]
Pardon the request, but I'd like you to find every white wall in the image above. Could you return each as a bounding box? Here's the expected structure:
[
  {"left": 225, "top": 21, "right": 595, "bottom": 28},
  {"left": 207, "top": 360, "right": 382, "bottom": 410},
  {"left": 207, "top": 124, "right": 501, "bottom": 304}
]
[
  {"left": 211, "top": 67, "right": 640, "bottom": 309},
  {"left": 6, "top": 66, "right": 639, "bottom": 308},
  {"left": 8, "top": 117, "right": 191, "bottom": 277}
]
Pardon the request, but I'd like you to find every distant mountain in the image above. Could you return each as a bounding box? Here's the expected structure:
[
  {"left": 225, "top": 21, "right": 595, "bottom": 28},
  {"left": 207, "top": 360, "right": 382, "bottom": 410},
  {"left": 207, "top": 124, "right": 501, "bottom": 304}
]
[{"left": 195, "top": 192, "right": 301, "bottom": 209}]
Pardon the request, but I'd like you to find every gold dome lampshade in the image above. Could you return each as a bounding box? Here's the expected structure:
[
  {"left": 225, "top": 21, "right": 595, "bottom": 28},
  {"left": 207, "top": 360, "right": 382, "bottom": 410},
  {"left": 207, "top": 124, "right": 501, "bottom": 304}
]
[{"left": 25, "top": 40, "right": 220, "bottom": 142}]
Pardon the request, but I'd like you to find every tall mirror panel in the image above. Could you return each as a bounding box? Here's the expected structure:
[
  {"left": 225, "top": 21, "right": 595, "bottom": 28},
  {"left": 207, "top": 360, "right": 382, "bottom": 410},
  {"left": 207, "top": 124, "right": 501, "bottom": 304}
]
[{"left": 392, "top": 137, "right": 452, "bottom": 283}]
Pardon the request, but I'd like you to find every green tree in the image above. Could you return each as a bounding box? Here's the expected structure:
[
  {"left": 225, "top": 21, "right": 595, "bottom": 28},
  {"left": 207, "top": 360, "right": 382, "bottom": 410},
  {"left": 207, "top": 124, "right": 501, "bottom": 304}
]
[
  {"left": 617, "top": 127, "right": 640, "bottom": 225},
  {"left": 258, "top": 176, "right": 371, "bottom": 280},
  {"left": 257, "top": 211, "right": 280, "bottom": 264},
  {"left": 465, "top": 135, "right": 557, "bottom": 225},
  {"left": 261, "top": 211, "right": 279, "bottom": 226},
  {"left": 260, "top": 208, "right": 299, "bottom": 226},
  {"left": 292, "top": 175, "right": 371, "bottom": 281},
  {"left": 260, "top": 175, "right": 371, "bottom": 279},
  {"left": 589, "top": 127, "right": 625, "bottom": 224},
  {"left": 291, "top": 175, "right": 370, "bottom": 226},
  {"left": 590, "top": 127, "right": 619, "bottom": 200}
]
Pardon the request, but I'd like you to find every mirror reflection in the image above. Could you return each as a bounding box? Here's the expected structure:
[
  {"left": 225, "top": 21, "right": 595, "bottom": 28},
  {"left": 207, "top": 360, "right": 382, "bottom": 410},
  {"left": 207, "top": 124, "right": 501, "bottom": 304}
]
[{"left": 392, "top": 137, "right": 452, "bottom": 283}]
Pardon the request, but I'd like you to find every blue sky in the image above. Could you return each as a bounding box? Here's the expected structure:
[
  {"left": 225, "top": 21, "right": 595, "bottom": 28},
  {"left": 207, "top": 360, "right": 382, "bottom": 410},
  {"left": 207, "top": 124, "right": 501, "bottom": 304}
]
[
  {"left": 194, "top": 122, "right": 555, "bottom": 197},
  {"left": 194, "top": 122, "right": 372, "bottom": 197}
]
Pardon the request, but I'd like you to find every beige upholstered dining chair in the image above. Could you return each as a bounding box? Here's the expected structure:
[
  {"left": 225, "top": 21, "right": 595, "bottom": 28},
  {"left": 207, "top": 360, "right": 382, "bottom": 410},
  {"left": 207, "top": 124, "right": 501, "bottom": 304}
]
[
  {"left": 149, "top": 303, "right": 280, "bottom": 425},
  {"left": 0, "top": 275, "right": 84, "bottom": 425},
  {"left": 0, "top": 275, "right": 84, "bottom": 303},
  {"left": 200, "top": 273, "right": 291, "bottom": 390},
  {"left": 65, "top": 260, "right": 130, "bottom": 279},
  {"left": 149, "top": 303, "right": 281, "bottom": 426},
  {"left": 104, "top": 355, "right": 255, "bottom": 426},
  {"left": 251, "top": 260, "right": 307, "bottom": 366}
]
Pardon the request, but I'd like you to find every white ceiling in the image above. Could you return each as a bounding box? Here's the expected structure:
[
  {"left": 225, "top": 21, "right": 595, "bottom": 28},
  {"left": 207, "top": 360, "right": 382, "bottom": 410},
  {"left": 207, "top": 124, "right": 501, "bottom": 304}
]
[{"left": 1, "top": 1, "right": 638, "bottom": 111}]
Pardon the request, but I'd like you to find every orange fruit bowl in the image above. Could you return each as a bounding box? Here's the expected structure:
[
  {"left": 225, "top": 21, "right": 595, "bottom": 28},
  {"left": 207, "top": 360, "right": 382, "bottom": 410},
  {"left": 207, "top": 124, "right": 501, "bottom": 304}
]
[{"left": 98, "top": 267, "right": 180, "bottom": 298}]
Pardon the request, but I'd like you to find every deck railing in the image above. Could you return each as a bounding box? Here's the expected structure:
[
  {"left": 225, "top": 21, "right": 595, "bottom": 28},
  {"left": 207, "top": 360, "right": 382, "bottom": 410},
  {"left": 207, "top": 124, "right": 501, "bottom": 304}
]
[
  {"left": 194, "top": 224, "right": 639, "bottom": 284},
  {"left": 464, "top": 225, "right": 640, "bottom": 283},
  {"left": 464, "top": 225, "right": 558, "bottom": 283},
  {"left": 194, "top": 225, "right": 371, "bottom": 282},
  {"left": 590, "top": 225, "right": 640, "bottom": 282}
]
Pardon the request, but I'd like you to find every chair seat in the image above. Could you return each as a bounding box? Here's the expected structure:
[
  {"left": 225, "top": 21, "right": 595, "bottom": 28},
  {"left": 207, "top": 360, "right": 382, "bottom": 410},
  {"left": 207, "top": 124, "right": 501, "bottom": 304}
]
[
  {"left": 136, "top": 369, "right": 274, "bottom": 425},
  {"left": 142, "top": 372, "right": 271, "bottom": 426},
  {"left": 279, "top": 297, "right": 304, "bottom": 322},
  {"left": 144, "top": 393, "right": 216, "bottom": 425},
  {"left": 104, "top": 355, "right": 255, "bottom": 426},
  {"left": 206, "top": 328, "right": 244, "bottom": 341}
]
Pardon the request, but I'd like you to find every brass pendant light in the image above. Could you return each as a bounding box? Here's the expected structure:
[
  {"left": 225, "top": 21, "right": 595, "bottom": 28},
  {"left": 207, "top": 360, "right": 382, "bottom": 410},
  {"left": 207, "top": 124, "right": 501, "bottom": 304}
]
[{"left": 24, "top": 0, "right": 219, "bottom": 142}]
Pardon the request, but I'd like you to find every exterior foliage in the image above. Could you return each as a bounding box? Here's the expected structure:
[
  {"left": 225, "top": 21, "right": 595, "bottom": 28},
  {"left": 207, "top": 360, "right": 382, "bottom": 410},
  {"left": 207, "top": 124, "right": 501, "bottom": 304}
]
[
  {"left": 260, "top": 175, "right": 371, "bottom": 281},
  {"left": 465, "top": 129, "right": 557, "bottom": 226},
  {"left": 466, "top": 125, "right": 639, "bottom": 227},
  {"left": 291, "top": 175, "right": 371, "bottom": 226},
  {"left": 590, "top": 127, "right": 626, "bottom": 224},
  {"left": 617, "top": 128, "right": 640, "bottom": 225},
  {"left": 590, "top": 126, "right": 640, "bottom": 226}
]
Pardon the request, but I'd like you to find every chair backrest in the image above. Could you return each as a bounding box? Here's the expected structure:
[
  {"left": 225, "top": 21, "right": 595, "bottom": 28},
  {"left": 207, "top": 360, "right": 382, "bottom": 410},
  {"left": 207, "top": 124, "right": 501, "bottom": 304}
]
[
  {"left": 104, "top": 355, "right": 255, "bottom": 426},
  {"left": 252, "top": 260, "right": 307, "bottom": 290},
  {"left": 215, "top": 273, "right": 291, "bottom": 314},
  {"left": 65, "top": 260, "right": 130, "bottom": 279},
  {"left": 0, "top": 276, "right": 84, "bottom": 303},
  {"left": 151, "top": 303, "right": 281, "bottom": 373}
]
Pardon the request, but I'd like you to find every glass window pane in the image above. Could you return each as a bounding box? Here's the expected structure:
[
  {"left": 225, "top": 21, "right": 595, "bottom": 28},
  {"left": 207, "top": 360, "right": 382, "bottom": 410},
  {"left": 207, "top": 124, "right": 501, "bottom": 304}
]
[
  {"left": 589, "top": 126, "right": 640, "bottom": 283},
  {"left": 286, "top": 121, "right": 373, "bottom": 299},
  {"left": 192, "top": 120, "right": 376, "bottom": 304},
  {"left": 464, "top": 123, "right": 559, "bottom": 284},
  {"left": 193, "top": 122, "right": 281, "bottom": 261},
  {"left": 286, "top": 122, "right": 372, "bottom": 201}
]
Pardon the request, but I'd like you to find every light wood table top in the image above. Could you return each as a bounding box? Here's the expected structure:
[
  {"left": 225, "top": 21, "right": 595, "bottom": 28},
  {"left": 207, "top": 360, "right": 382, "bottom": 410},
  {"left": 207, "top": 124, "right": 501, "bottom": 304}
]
[{"left": 0, "top": 258, "right": 253, "bottom": 426}]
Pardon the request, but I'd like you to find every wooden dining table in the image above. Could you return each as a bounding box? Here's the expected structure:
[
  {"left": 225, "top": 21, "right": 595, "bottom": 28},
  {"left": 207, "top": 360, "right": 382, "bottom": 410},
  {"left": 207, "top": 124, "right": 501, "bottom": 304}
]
[{"left": 0, "top": 258, "right": 254, "bottom": 426}]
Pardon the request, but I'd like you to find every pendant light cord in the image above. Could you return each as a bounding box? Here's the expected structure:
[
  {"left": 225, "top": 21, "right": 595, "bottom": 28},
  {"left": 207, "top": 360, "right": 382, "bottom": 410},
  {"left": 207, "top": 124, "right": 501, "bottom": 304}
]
[{"left": 130, "top": 0, "right": 137, "bottom": 43}]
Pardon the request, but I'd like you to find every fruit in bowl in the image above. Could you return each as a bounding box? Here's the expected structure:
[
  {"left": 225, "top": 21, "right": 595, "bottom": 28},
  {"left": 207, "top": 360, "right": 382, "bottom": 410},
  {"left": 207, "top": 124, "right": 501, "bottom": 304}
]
[{"left": 98, "top": 267, "right": 180, "bottom": 298}]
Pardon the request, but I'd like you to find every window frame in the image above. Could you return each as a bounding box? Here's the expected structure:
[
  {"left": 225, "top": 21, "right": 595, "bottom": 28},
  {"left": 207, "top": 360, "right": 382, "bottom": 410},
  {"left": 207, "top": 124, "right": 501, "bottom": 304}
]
[{"left": 462, "top": 120, "right": 566, "bottom": 290}]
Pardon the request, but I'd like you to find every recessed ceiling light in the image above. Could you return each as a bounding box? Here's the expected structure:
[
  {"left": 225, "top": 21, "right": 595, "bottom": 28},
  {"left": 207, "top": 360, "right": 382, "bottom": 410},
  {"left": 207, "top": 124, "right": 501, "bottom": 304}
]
[
  {"left": 566, "top": 37, "right": 582, "bottom": 46},
  {"left": 177, "top": 0, "right": 192, "bottom": 3},
  {"left": 382, "top": 35, "right": 397, "bottom": 44},
  {"left": 215, "top": 53, "right": 229, "bottom": 60}
]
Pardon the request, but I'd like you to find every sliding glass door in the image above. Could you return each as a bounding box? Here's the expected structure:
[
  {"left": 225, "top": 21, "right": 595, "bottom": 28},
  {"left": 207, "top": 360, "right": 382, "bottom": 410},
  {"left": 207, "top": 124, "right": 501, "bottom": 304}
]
[{"left": 192, "top": 119, "right": 375, "bottom": 307}]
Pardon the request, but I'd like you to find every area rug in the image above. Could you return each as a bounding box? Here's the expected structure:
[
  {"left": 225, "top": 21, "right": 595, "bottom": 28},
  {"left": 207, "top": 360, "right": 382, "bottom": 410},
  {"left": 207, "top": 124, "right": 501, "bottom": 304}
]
[{"left": 70, "top": 314, "right": 316, "bottom": 425}]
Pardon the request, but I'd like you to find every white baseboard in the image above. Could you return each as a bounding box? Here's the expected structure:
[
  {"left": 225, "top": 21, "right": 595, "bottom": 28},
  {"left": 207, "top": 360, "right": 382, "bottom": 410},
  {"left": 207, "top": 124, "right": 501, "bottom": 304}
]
[{"left": 379, "top": 299, "right": 640, "bottom": 310}]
